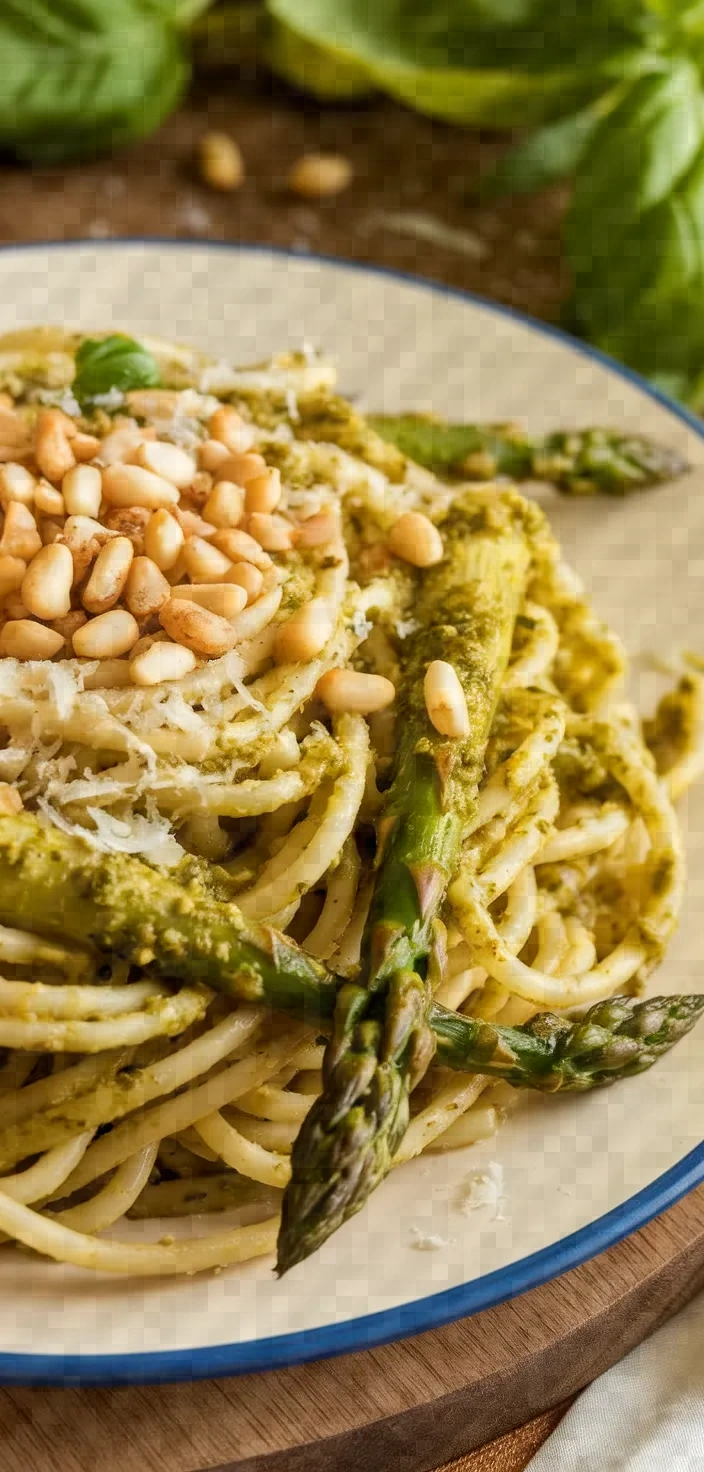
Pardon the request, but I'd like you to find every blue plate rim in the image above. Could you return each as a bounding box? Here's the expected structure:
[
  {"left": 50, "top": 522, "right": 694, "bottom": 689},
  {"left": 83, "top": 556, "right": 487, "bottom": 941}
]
[{"left": 0, "top": 236, "right": 702, "bottom": 1389}]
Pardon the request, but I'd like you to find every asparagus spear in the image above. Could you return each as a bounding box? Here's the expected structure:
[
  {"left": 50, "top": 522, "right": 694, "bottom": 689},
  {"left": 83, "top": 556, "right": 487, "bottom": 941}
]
[
  {"left": 276, "top": 489, "right": 533, "bottom": 1272},
  {"left": 368, "top": 414, "right": 689, "bottom": 496}
]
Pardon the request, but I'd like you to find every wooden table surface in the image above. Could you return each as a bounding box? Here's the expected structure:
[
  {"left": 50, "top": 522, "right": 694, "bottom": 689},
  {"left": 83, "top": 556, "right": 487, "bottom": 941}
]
[{"left": 0, "top": 74, "right": 689, "bottom": 1472}]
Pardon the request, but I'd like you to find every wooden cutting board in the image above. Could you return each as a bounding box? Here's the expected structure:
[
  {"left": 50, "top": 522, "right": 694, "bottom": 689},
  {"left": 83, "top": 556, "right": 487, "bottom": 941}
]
[{"left": 1, "top": 1184, "right": 702, "bottom": 1472}]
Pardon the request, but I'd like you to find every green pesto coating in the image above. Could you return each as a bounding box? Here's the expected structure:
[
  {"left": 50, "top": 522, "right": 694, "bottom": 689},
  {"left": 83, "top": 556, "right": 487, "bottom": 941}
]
[
  {"left": 277, "top": 489, "right": 532, "bottom": 1273},
  {"left": 0, "top": 814, "right": 337, "bottom": 1026},
  {"left": 369, "top": 414, "right": 689, "bottom": 496}
]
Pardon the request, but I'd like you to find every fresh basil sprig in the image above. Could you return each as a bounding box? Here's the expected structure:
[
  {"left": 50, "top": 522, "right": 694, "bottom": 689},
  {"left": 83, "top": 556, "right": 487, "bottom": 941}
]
[{"left": 72, "top": 336, "right": 161, "bottom": 404}]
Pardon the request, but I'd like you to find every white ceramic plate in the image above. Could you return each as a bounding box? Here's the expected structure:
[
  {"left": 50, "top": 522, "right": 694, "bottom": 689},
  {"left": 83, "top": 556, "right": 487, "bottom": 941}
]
[{"left": 0, "top": 241, "right": 703, "bottom": 1387}]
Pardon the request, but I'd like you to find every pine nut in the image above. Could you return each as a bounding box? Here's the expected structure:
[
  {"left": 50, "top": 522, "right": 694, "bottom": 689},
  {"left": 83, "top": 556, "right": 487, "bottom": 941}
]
[
  {"left": 159, "top": 598, "right": 237, "bottom": 657},
  {"left": 245, "top": 468, "right": 281, "bottom": 515},
  {"left": 275, "top": 597, "right": 332, "bottom": 664},
  {"left": 182, "top": 536, "right": 233, "bottom": 583},
  {"left": 60, "top": 516, "right": 110, "bottom": 585},
  {"left": 34, "top": 480, "right": 64, "bottom": 517},
  {"left": 0, "top": 503, "right": 41, "bottom": 561},
  {"left": 215, "top": 452, "right": 266, "bottom": 487},
  {"left": 21, "top": 543, "right": 73, "bottom": 621},
  {"left": 199, "top": 439, "right": 232, "bottom": 473},
  {"left": 173, "top": 506, "right": 216, "bottom": 540},
  {"left": 135, "top": 440, "right": 197, "bottom": 490},
  {"left": 247, "top": 512, "right": 294, "bottom": 552},
  {"left": 0, "top": 619, "right": 64, "bottom": 660},
  {"left": 39, "top": 519, "right": 64, "bottom": 547},
  {"left": 101, "top": 464, "right": 180, "bottom": 510},
  {"left": 126, "top": 389, "right": 180, "bottom": 420},
  {"left": 294, "top": 507, "right": 338, "bottom": 548},
  {"left": 144, "top": 508, "right": 184, "bottom": 571},
  {"left": 3, "top": 595, "right": 28, "bottom": 621},
  {"left": 82, "top": 659, "right": 133, "bottom": 689},
  {"left": 72, "top": 433, "right": 101, "bottom": 463},
  {"left": 0, "top": 782, "right": 23, "bottom": 815},
  {"left": 51, "top": 609, "right": 88, "bottom": 651},
  {"left": 424, "top": 660, "right": 469, "bottom": 738},
  {"left": 103, "top": 505, "right": 151, "bottom": 554},
  {"left": 124, "top": 556, "right": 171, "bottom": 619},
  {"left": 62, "top": 464, "right": 102, "bottom": 518},
  {"left": 82, "top": 537, "right": 134, "bottom": 614},
  {"left": 0, "top": 463, "right": 35, "bottom": 507},
  {"left": 316, "top": 669, "right": 395, "bottom": 714},
  {"left": 72, "top": 609, "right": 140, "bottom": 659},
  {"left": 198, "top": 132, "right": 245, "bottom": 192},
  {"left": 130, "top": 631, "right": 170, "bottom": 660},
  {"left": 388, "top": 512, "right": 444, "bottom": 568},
  {"left": 225, "top": 561, "right": 263, "bottom": 604},
  {"left": 188, "top": 471, "right": 213, "bottom": 508},
  {"left": 202, "top": 481, "right": 245, "bottom": 529},
  {"left": 131, "top": 639, "right": 198, "bottom": 686},
  {"left": 0, "top": 556, "right": 27, "bottom": 599},
  {"left": 98, "top": 427, "right": 145, "bottom": 465},
  {"left": 172, "top": 583, "right": 247, "bottom": 619},
  {"left": 165, "top": 552, "right": 188, "bottom": 587},
  {"left": 35, "top": 408, "right": 76, "bottom": 483},
  {"left": 212, "top": 527, "right": 272, "bottom": 570},
  {"left": 288, "top": 153, "right": 353, "bottom": 199},
  {"left": 208, "top": 407, "right": 255, "bottom": 455}
]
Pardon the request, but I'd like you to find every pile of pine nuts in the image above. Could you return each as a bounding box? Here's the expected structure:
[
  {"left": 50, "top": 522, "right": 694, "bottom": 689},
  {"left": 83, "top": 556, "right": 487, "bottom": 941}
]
[{"left": 0, "top": 390, "right": 454, "bottom": 727}]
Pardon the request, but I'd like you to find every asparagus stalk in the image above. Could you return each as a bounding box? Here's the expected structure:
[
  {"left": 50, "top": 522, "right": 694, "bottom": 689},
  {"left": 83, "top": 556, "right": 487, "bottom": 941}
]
[
  {"left": 276, "top": 490, "right": 533, "bottom": 1272},
  {"left": 0, "top": 815, "right": 699, "bottom": 1089},
  {"left": 369, "top": 414, "right": 689, "bottom": 496}
]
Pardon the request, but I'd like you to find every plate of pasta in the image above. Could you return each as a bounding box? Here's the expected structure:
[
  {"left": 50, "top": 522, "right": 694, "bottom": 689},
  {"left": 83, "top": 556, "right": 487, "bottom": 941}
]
[{"left": 0, "top": 240, "right": 702, "bottom": 1385}]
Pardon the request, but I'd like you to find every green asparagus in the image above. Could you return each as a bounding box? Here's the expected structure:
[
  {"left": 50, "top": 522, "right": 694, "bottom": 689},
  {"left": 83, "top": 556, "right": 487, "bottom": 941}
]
[
  {"left": 276, "top": 489, "right": 533, "bottom": 1273},
  {"left": 369, "top": 414, "right": 689, "bottom": 496}
]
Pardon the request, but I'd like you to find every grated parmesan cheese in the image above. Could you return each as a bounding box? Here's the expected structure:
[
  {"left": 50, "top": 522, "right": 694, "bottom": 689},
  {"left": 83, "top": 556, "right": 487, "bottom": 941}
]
[
  {"left": 409, "top": 1226, "right": 455, "bottom": 1251},
  {"left": 456, "top": 1162, "right": 507, "bottom": 1222}
]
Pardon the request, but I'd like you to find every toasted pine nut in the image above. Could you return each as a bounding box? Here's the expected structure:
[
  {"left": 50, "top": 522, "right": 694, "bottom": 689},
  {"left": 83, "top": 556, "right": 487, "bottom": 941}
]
[
  {"left": 35, "top": 408, "right": 76, "bottom": 483},
  {"left": 0, "top": 463, "right": 35, "bottom": 507},
  {"left": 34, "top": 480, "right": 65, "bottom": 517},
  {"left": 131, "top": 639, "right": 198, "bottom": 687},
  {"left": 144, "top": 508, "right": 185, "bottom": 571},
  {"left": 72, "top": 609, "right": 140, "bottom": 659},
  {"left": 0, "top": 782, "right": 23, "bottom": 815},
  {"left": 182, "top": 536, "right": 233, "bottom": 583},
  {"left": 316, "top": 669, "right": 395, "bottom": 714},
  {"left": 51, "top": 609, "right": 88, "bottom": 650},
  {"left": 103, "top": 505, "right": 151, "bottom": 554},
  {"left": 187, "top": 471, "right": 212, "bottom": 508},
  {"left": 82, "top": 659, "right": 133, "bottom": 690},
  {"left": 245, "top": 512, "right": 294, "bottom": 553},
  {"left": 275, "top": 597, "right": 332, "bottom": 664},
  {"left": 126, "top": 389, "right": 180, "bottom": 420},
  {"left": 225, "top": 560, "right": 263, "bottom": 604},
  {"left": 294, "top": 507, "right": 338, "bottom": 548},
  {"left": 82, "top": 536, "right": 134, "bottom": 614},
  {"left": 159, "top": 598, "right": 237, "bottom": 657},
  {"left": 135, "top": 440, "right": 197, "bottom": 490},
  {"left": 72, "top": 432, "right": 101, "bottom": 463},
  {"left": 130, "top": 631, "right": 170, "bottom": 660},
  {"left": 62, "top": 464, "right": 102, "bottom": 519},
  {"left": 123, "top": 556, "right": 171, "bottom": 619},
  {"left": 101, "top": 464, "right": 179, "bottom": 510},
  {"left": 212, "top": 527, "right": 272, "bottom": 570},
  {"left": 0, "top": 619, "right": 64, "bottom": 661},
  {"left": 21, "top": 543, "right": 73, "bottom": 621},
  {"left": 165, "top": 552, "right": 188, "bottom": 587},
  {"left": 98, "top": 427, "right": 145, "bottom": 466},
  {"left": 388, "top": 512, "right": 444, "bottom": 568},
  {"left": 172, "top": 582, "right": 247, "bottom": 619},
  {"left": 0, "top": 556, "right": 27, "bottom": 599},
  {"left": 39, "top": 519, "right": 64, "bottom": 547},
  {"left": 215, "top": 452, "right": 266, "bottom": 487},
  {"left": 199, "top": 439, "right": 232, "bottom": 473},
  {"left": 245, "top": 468, "right": 281, "bottom": 515},
  {"left": 173, "top": 506, "right": 216, "bottom": 540},
  {"left": 424, "top": 660, "right": 469, "bottom": 738},
  {"left": 202, "top": 481, "right": 245, "bottom": 529},
  {"left": 0, "top": 503, "right": 41, "bottom": 561},
  {"left": 198, "top": 132, "right": 245, "bottom": 192},
  {"left": 208, "top": 407, "right": 255, "bottom": 455},
  {"left": 288, "top": 153, "right": 353, "bottom": 199}
]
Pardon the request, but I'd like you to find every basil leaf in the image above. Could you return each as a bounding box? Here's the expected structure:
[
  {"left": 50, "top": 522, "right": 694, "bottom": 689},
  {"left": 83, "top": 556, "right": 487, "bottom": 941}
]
[
  {"left": 0, "top": 0, "right": 207, "bottom": 162},
  {"left": 72, "top": 336, "right": 161, "bottom": 403},
  {"left": 479, "top": 105, "right": 605, "bottom": 199}
]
